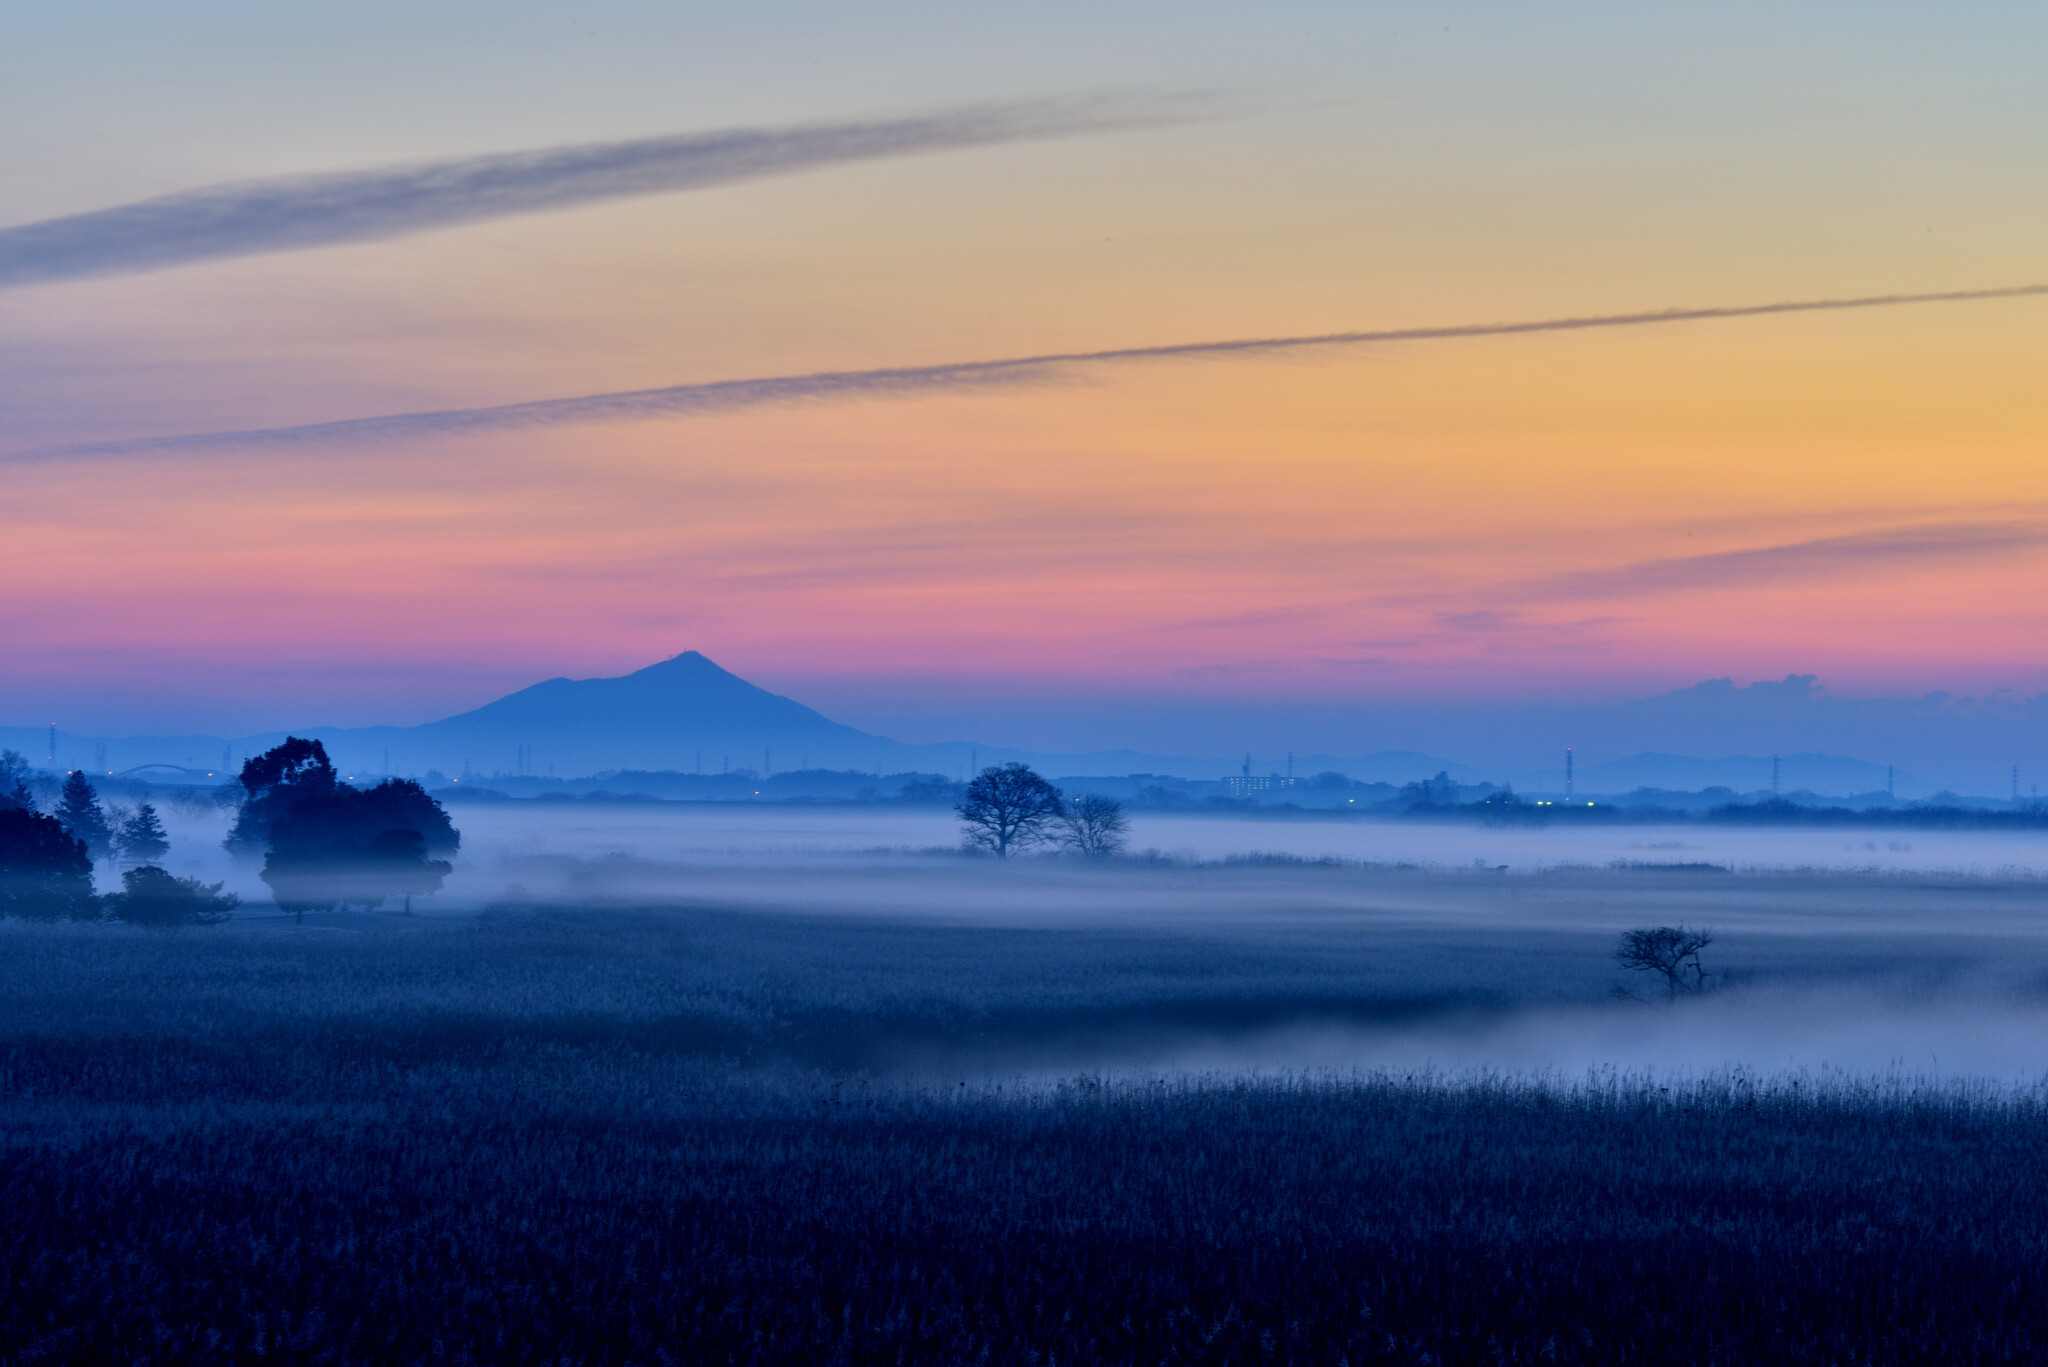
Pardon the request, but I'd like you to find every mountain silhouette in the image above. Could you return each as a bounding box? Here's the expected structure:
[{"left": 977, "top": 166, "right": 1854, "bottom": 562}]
[
  {"left": 435, "top": 651, "right": 866, "bottom": 748},
  {"left": 10, "top": 655, "right": 2035, "bottom": 795},
  {"left": 319, "top": 651, "right": 910, "bottom": 777}
]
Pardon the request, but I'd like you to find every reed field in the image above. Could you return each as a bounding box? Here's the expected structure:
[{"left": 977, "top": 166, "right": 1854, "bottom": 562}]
[{"left": 3, "top": 854, "right": 2048, "bottom": 1363}]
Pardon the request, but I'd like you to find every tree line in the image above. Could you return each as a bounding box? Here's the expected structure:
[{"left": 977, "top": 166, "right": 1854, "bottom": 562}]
[
  {"left": 1, "top": 750, "right": 236, "bottom": 924},
  {"left": 0, "top": 738, "right": 459, "bottom": 924}
]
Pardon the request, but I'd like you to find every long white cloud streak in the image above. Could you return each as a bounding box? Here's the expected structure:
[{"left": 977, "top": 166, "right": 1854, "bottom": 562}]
[
  {"left": 13, "top": 284, "right": 2048, "bottom": 462},
  {"left": 1513, "top": 521, "right": 2048, "bottom": 600},
  {"left": 0, "top": 97, "right": 1182, "bottom": 289}
]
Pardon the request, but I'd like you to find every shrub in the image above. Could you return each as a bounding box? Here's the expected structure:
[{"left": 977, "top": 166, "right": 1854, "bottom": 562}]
[{"left": 105, "top": 865, "right": 238, "bottom": 927}]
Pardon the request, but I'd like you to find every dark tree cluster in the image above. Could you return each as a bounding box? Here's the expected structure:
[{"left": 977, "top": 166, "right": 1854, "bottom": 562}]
[
  {"left": 956, "top": 763, "right": 1129, "bottom": 857},
  {"left": 0, "top": 807, "right": 99, "bottom": 921},
  {"left": 231, "top": 738, "right": 459, "bottom": 917},
  {"left": 0, "top": 786, "right": 235, "bottom": 926}
]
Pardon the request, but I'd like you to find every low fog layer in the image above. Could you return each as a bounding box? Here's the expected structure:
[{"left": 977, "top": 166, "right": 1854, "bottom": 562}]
[
  {"left": 127, "top": 802, "right": 2048, "bottom": 1081},
  {"left": 450, "top": 805, "right": 2048, "bottom": 881}
]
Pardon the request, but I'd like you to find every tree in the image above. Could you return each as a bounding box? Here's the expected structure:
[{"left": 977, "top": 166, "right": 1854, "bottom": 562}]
[
  {"left": 1060, "top": 793, "right": 1130, "bottom": 857},
  {"left": 1613, "top": 925, "right": 1714, "bottom": 1000},
  {"left": 106, "top": 865, "right": 237, "bottom": 927},
  {"left": 0, "top": 750, "right": 34, "bottom": 812},
  {"left": 55, "top": 771, "right": 113, "bottom": 861},
  {"left": 956, "top": 763, "right": 1064, "bottom": 857},
  {"left": 226, "top": 736, "right": 337, "bottom": 858},
  {"left": 0, "top": 807, "right": 100, "bottom": 921},
  {"left": 252, "top": 768, "right": 458, "bottom": 919},
  {"left": 1476, "top": 784, "right": 1539, "bottom": 827},
  {"left": 116, "top": 803, "right": 172, "bottom": 866},
  {"left": 1402, "top": 771, "right": 1459, "bottom": 809}
]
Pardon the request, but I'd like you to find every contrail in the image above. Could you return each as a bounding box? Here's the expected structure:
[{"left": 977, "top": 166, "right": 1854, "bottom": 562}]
[
  {"left": 13, "top": 284, "right": 2046, "bottom": 462},
  {"left": 0, "top": 96, "right": 1187, "bottom": 288}
]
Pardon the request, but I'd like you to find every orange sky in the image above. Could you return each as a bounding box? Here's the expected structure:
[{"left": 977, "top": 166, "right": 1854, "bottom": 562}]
[{"left": 4, "top": 3, "right": 2047, "bottom": 734}]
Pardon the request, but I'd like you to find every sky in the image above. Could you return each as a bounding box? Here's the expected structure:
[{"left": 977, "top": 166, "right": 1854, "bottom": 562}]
[{"left": 4, "top": 1, "right": 2048, "bottom": 754}]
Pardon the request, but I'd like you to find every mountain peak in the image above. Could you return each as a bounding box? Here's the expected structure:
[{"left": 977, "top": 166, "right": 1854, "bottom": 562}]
[
  {"left": 632, "top": 650, "right": 723, "bottom": 675},
  {"left": 402, "top": 651, "right": 891, "bottom": 773}
]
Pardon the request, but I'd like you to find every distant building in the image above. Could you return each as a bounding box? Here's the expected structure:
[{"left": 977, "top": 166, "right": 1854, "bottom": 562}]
[{"left": 1223, "top": 774, "right": 1297, "bottom": 796}]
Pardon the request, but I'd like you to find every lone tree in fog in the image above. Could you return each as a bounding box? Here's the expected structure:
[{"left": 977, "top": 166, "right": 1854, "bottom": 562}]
[
  {"left": 55, "top": 771, "right": 113, "bottom": 861},
  {"left": 957, "top": 763, "right": 1064, "bottom": 857},
  {"left": 1060, "top": 793, "right": 1129, "bottom": 857},
  {"left": 1614, "top": 924, "right": 1714, "bottom": 1000}
]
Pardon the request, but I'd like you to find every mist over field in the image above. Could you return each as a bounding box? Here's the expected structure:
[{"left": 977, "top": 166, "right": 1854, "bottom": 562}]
[
  {"left": 13, "top": 765, "right": 2048, "bottom": 1361},
  {"left": 113, "top": 800, "right": 2048, "bottom": 1084}
]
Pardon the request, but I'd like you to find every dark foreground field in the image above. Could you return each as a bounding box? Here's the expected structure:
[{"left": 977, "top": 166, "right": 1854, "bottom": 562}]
[{"left": 4, "top": 883, "right": 2048, "bottom": 1364}]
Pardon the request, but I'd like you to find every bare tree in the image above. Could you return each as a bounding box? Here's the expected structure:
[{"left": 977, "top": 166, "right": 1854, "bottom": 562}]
[
  {"left": 1060, "top": 794, "right": 1129, "bottom": 857},
  {"left": 956, "top": 763, "right": 1063, "bottom": 857},
  {"left": 1613, "top": 925, "right": 1714, "bottom": 1000}
]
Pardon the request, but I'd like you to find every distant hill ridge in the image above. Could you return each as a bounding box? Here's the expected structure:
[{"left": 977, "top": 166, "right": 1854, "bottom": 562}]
[{"left": 0, "top": 652, "right": 2020, "bottom": 796}]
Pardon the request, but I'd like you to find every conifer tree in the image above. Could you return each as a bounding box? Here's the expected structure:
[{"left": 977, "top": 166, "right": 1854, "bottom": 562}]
[
  {"left": 117, "top": 803, "right": 171, "bottom": 866},
  {"left": 55, "top": 771, "right": 113, "bottom": 861},
  {"left": 0, "top": 750, "right": 33, "bottom": 812}
]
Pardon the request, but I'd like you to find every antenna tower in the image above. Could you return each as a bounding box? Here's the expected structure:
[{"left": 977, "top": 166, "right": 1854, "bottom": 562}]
[
  {"left": 1771, "top": 754, "right": 1780, "bottom": 795},
  {"left": 1565, "top": 748, "right": 1574, "bottom": 800}
]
